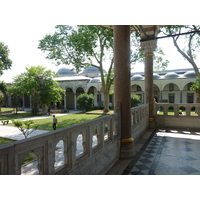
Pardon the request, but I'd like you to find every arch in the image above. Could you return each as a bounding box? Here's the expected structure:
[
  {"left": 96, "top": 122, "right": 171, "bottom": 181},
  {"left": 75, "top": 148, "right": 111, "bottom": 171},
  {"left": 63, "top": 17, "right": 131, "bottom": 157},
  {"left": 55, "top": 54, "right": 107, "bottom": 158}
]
[
  {"left": 92, "top": 126, "right": 99, "bottom": 148},
  {"left": 65, "top": 86, "right": 74, "bottom": 93},
  {"left": 87, "top": 86, "right": 98, "bottom": 94},
  {"left": 54, "top": 140, "right": 65, "bottom": 170},
  {"left": 131, "top": 83, "right": 144, "bottom": 92},
  {"left": 75, "top": 86, "right": 85, "bottom": 93},
  {"left": 76, "top": 133, "right": 85, "bottom": 157},
  {"left": 21, "top": 151, "right": 39, "bottom": 175},
  {"left": 66, "top": 87, "right": 74, "bottom": 109},
  {"left": 153, "top": 83, "right": 160, "bottom": 102},
  {"left": 183, "top": 82, "right": 194, "bottom": 91},
  {"left": 162, "top": 82, "right": 181, "bottom": 91}
]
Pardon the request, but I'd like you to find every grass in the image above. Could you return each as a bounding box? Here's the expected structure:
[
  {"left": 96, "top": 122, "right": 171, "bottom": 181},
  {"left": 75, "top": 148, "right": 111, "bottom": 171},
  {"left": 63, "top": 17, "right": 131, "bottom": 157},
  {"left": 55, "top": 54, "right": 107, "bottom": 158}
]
[
  {"left": 0, "top": 137, "right": 16, "bottom": 145},
  {"left": 0, "top": 107, "right": 14, "bottom": 112},
  {"left": 4, "top": 112, "right": 103, "bottom": 130},
  {"left": 24, "top": 113, "right": 103, "bottom": 130},
  {"left": 0, "top": 112, "right": 43, "bottom": 121},
  {"left": 86, "top": 110, "right": 114, "bottom": 115}
]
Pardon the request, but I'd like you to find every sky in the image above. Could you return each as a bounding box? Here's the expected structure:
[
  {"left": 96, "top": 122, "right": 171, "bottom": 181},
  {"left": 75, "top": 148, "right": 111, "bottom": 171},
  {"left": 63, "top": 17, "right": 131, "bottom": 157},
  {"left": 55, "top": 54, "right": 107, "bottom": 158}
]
[
  {"left": 0, "top": 1, "right": 199, "bottom": 83},
  {"left": 1, "top": 24, "right": 198, "bottom": 83}
]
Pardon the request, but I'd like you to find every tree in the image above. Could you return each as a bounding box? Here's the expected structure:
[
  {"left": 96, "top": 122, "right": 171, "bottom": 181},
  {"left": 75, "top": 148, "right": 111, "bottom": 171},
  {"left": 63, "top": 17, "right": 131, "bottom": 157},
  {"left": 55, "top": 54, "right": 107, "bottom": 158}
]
[
  {"left": 130, "top": 31, "right": 170, "bottom": 72},
  {"left": 131, "top": 94, "right": 140, "bottom": 107},
  {"left": 39, "top": 25, "right": 169, "bottom": 113},
  {"left": 160, "top": 25, "right": 200, "bottom": 77},
  {"left": 12, "top": 119, "right": 39, "bottom": 139},
  {"left": 0, "top": 42, "right": 12, "bottom": 75},
  {"left": 0, "top": 93, "right": 4, "bottom": 111},
  {"left": 7, "top": 66, "right": 65, "bottom": 115},
  {"left": 77, "top": 93, "right": 94, "bottom": 111},
  {"left": 39, "top": 25, "right": 114, "bottom": 113},
  {"left": 0, "top": 81, "right": 7, "bottom": 94},
  {"left": 160, "top": 25, "right": 200, "bottom": 102},
  {"left": 190, "top": 77, "right": 200, "bottom": 102}
]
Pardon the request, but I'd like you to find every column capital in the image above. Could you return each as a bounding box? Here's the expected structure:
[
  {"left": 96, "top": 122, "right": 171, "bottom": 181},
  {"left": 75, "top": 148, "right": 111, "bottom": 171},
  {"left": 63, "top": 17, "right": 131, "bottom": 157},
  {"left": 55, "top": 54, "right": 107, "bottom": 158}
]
[{"left": 140, "top": 40, "right": 157, "bottom": 55}]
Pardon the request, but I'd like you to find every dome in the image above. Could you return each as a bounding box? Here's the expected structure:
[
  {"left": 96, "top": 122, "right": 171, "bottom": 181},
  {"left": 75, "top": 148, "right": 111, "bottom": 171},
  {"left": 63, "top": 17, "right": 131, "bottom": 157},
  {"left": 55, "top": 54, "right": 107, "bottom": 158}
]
[
  {"left": 131, "top": 74, "right": 144, "bottom": 80},
  {"left": 57, "top": 67, "right": 78, "bottom": 76},
  {"left": 90, "top": 77, "right": 101, "bottom": 83},
  {"left": 81, "top": 66, "right": 101, "bottom": 74},
  {"left": 164, "top": 72, "right": 179, "bottom": 79},
  {"left": 153, "top": 73, "right": 160, "bottom": 79},
  {"left": 183, "top": 70, "right": 196, "bottom": 78}
]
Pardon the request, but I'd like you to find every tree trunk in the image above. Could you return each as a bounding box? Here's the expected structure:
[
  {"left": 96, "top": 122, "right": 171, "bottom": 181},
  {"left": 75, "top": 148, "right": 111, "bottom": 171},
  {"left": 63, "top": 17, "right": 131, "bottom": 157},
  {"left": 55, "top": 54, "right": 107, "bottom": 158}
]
[
  {"left": 103, "top": 90, "right": 109, "bottom": 113},
  {"left": 42, "top": 105, "right": 48, "bottom": 115}
]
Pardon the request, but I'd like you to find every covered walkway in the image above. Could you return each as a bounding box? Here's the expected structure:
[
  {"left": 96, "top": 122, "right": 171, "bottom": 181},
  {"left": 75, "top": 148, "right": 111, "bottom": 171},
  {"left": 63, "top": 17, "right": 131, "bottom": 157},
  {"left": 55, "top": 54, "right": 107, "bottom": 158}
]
[{"left": 106, "top": 129, "right": 200, "bottom": 175}]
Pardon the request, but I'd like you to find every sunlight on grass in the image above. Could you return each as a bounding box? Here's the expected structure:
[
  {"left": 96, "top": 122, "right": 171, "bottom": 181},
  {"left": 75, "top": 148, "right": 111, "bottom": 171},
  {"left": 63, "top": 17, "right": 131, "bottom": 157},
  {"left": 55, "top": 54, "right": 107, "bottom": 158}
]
[
  {"left": 8, "top": 113, "right": 103, "bottom": 131},
  {"left": 0, "top": 137, "right": 16, "bottom": 145}
]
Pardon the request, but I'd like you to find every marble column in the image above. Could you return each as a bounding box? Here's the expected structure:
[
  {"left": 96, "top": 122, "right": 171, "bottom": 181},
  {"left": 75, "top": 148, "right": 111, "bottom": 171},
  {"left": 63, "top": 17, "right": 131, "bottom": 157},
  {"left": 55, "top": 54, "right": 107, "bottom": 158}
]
[
  {"left": 64, "top": 95, "right": 67, "bottom": 110},
  {"left": 74, "top": 93, "right": 77, "bottom": 110},
  {"left": 141, "top": 40, "right": 157, "bottom": 127},
  {"left": 114, "top": 25, "right": 134, "bottom": 158}
]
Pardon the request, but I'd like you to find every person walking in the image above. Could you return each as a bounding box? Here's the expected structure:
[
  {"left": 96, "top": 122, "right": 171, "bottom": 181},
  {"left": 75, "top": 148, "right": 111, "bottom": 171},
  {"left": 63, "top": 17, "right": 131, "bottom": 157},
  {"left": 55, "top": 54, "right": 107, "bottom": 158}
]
[{"left": 52, "top": 115, "right": 57, "bottom": 130}]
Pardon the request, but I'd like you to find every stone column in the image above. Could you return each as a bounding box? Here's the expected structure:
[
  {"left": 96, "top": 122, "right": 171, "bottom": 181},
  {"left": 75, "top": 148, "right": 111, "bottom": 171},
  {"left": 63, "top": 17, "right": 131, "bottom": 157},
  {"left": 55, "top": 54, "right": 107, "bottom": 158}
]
[
  {"left": 141, "top": 40, "right": 157, "bottom": 126},
  {"left": 74, "top": 93, "right": 77, "bottom": 110},
  {"left": 64, "top": 95, "right": 67, "bottom": 110},
  {"left": 114, "top": 25, "right": 134, "bottom": 158}
]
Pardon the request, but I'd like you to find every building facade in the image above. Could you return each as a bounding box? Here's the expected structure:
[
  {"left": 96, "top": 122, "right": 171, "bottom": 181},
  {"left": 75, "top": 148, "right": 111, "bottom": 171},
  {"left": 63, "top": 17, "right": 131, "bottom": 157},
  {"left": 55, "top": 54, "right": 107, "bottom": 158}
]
[{"left": 1, "top": 66, "right": 198, "bottom": 109}]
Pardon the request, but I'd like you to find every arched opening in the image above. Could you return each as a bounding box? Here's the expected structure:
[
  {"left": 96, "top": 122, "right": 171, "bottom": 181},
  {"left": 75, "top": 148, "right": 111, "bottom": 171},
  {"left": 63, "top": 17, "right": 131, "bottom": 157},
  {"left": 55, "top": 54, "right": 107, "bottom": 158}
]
[
  {"left": 66, "top": 87, "right": 74, "bottom": 109},
  {"left": 76, "top": 134, "right": 84, "bottom": 157},
  {"left": 54, "top": 140, "right": 65, "bottom": 170},
  {"left": 21, "top": 151, "right": 39, "bottom": 175}
]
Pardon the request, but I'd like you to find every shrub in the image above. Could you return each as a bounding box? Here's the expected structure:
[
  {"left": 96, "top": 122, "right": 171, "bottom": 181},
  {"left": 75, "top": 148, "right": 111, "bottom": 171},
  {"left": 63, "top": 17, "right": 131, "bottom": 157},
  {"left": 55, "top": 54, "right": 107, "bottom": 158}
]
[
  {"left": 131, "top": 95, "right": 140, "bottom": 107},
  {"left": 12, "top": 119, "right": 39, "bottom": 139},
  {"left": 77, "top": 93, "right": 94, "bottom": 111}
]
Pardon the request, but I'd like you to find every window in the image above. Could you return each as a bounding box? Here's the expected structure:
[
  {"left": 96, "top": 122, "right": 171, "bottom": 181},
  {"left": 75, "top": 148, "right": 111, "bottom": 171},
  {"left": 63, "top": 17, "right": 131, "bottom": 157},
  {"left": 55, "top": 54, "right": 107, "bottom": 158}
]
[{"left": 137, "top": 85, "right": 141, "bottom": 91}]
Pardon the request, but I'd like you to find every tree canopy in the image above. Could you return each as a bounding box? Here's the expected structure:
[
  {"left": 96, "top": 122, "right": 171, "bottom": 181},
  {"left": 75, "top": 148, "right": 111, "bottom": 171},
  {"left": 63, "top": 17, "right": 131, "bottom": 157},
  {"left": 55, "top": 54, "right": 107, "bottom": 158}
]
[
  {"left": 7, "top": 66, "right": 65, "bottom": 115},
  {"left": 39, "top": 25, "right": 114, "bottom": 113},
  {"left": 38, "top": 25, "right": 169, "bottom": 112},
  {"left": 0, "top": 42, "right": 12, "bottom": 75},
  {"left": 160, "top": 25, "right": 200, "bottom": 77}
]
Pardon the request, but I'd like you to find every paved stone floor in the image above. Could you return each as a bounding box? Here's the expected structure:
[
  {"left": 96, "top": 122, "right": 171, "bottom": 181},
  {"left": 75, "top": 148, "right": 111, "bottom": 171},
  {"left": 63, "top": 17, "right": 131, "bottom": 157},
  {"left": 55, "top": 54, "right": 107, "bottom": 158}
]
[{"left": 122, "top": 129, "right": 200, "bottom": 175}]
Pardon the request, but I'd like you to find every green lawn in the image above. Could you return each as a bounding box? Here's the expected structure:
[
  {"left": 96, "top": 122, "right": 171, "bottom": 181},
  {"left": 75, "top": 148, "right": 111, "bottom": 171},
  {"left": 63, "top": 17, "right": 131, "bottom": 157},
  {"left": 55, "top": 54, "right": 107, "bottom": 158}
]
[
  {"left": 24, "top": 113, "right": 103, "bottom": 130},
  {"left": 5, "top": 112, "right": 102, "bottom": 130},
  {"left": 0, "top": 107, "right": 14, "bottom": 112},
  {"left": 0, "top": 137, "right": 16, "bottom": 145},
  {"left": 0, "top": 112, "right": 43, "bottom": 121}
]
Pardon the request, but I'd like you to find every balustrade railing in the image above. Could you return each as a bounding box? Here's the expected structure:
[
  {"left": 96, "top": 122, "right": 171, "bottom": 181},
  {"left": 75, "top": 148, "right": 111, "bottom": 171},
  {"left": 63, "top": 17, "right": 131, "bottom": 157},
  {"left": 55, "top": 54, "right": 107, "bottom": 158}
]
[
  {"left": 155, "top": 103, "right": 200, "bottom": 117},
  {"left": 131, "top": 104, "right": 149, "bottom": 141},
  {"left": 0, "top": 110, "right": 121, "bottom": 175},
  {"left": 155, "top": 103, "right": 200, "bottom": 129}
]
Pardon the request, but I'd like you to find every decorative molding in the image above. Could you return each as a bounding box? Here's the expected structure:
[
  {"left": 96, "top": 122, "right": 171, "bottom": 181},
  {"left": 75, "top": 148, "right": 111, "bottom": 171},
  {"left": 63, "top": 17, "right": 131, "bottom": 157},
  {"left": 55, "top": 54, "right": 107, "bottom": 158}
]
[{"left": 140, "top": 40, "right": 157, "bottom": 54}]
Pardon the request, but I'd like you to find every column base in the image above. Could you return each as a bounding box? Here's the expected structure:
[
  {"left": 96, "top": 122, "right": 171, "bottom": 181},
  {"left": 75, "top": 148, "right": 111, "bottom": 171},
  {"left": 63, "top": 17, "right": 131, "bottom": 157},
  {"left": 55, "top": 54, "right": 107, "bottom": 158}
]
[
  {"left": 149, "top": 117, "right": 157, "bottom": 129},
  {"left": 120, "top": 138, "right": 135, "bottom": 159}
]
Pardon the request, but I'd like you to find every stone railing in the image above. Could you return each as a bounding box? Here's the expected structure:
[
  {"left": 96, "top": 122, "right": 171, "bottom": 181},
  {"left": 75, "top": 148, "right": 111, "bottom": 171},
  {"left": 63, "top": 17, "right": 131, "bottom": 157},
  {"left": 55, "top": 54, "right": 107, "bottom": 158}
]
[
  {"left": 131, "top": 104, "right": 149, "bottom": 141},
  {"left": 155, "top": 103, "right": 200, "bottom": 129},
  {"left": 0, "top": 110, "right": 121, "bottom": 175}
]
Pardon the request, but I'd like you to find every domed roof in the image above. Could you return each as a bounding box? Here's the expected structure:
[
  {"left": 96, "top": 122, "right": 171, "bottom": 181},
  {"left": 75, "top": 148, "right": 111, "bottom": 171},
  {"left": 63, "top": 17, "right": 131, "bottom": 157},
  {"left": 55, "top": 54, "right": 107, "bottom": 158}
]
[
  {"left": 153, "top": 73, "right": 160, "bottom": 79},
  {"left": 131, "top": 74, "right": 144, "bottom": 80},
  {"left": 164, "top": 72, "right": 179, "bottom": 79},
  {"left": 183, "top": 70, "right": 196, "bottom": 78},
  {"left": 57, "top": 67, "right": 78, "bottom": 76},
  {"left": 90, "top": 77, "right": 101, "bottom": 83},
  {"left": 81, "top": 66, "right": 101, "bottom": 74}
]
